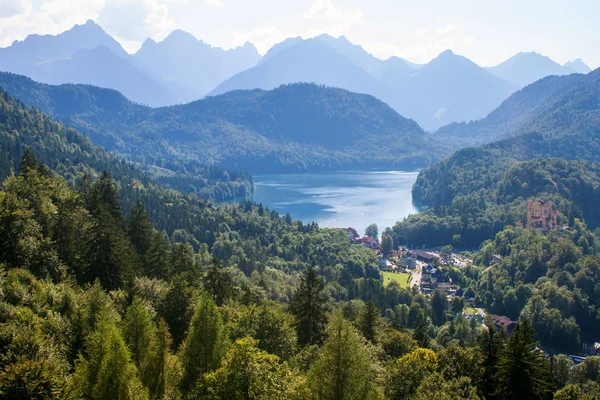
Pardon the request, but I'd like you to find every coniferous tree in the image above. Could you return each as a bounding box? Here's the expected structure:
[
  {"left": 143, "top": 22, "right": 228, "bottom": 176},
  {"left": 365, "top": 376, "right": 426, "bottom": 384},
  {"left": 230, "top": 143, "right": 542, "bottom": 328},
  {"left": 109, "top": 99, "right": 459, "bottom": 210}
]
[
  {"left": 413, "top": 311, "right": 431, "bottom": 348},
  {"left": 430, "top": 289, "right": 448, "bottom": 326},
  {"left": 144, "top": 231, "right": 171, "bottom": 279},
  {"left": 360, "top": 301, "right": 380, "bottom": 343},
  {"left": 18, "top": 148, "right": 38, "bottom": 174},
  {"left": 495, "top": 318, "right": 550, "bottom": 400},
  {"left": 122, "top": 297, "right": 156, "bottom": 369},
  {"left": 83, "top": 173, "right": 138, "bottom": 290},
  {"left": 481, "top": 323, "right": 505, "bottom": 399},
  {"left": 203, "top": 256, "right": 233, "bottom": 306},
  {"left": 179, "top": 293, "right": 229, "bottom": 396},
  {"left": 127, "top": 200, "right": 155, "bottom": 256},
  {"left": 307, "top": 313, "right": 380, "bottom": 400},
  {"left": 142, "top": 319, "right": 175, "bottom": 400},
  {"left": 290, "top": 267, "right": 329, "bottom": 346},
  {"left": 159, "top": 277, "right": 194, "bottom": 348},
  {"left": 68, "top": 309, "right": 148, "bottom": 400}
]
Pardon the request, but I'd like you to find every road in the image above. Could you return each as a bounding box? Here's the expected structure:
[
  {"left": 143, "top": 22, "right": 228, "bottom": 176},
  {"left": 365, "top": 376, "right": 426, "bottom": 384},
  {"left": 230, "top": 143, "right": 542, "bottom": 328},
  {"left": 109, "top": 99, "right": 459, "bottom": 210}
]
[{"left": 410, "top": 262, "right": 423, "bottom": 288}]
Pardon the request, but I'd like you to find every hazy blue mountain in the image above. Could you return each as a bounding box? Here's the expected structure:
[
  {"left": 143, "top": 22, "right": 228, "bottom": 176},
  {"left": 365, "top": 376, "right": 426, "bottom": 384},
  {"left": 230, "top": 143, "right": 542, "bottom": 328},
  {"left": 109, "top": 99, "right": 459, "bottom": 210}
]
[
  {"left": 0, "top": 20, "right": 191, "bottom": 106},
  {"left": 391, "top": 50, "right": 518, "bottom": 130},
  {"left": 133, "top": 30, "right": 260, "bottom": 101},
  {"left": 210, "top": 37, "right": 517, "bottom": 130},
  {"left": 563, "top": 58, "right": 592, "bottom": 74},
  {"left": 209, "top": 37, "right": 389, "bottom": 101},
  {"left": 487, "top": 52, "right": 578, "bottom": 87},
  {"left": 435, "top": 72, "right": 586, "bottom": 147},
  {"left": 0, "top": 73, "right": 445, "bottom": 172}
]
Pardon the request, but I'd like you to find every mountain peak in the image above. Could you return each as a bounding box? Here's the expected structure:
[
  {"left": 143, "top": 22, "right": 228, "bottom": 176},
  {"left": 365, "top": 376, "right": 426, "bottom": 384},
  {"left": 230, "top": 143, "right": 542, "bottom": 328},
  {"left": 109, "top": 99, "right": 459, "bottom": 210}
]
[{"left": 563, "top": 58, "right": 592, "bottom": 74}]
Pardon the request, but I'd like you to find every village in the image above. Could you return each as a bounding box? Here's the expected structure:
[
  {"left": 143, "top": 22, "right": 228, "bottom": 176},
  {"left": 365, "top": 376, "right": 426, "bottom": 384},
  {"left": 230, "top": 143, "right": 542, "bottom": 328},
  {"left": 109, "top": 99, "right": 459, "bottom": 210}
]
[{"left": 342, "top": 199, "right": 600, "bottom": 360}]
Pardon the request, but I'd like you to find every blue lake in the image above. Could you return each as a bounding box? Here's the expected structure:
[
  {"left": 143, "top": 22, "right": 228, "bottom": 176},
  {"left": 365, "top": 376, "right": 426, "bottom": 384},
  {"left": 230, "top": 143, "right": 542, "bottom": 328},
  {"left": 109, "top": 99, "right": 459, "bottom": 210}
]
[{"left": 251, "top": 171, "right": 421, "bottom": 236}]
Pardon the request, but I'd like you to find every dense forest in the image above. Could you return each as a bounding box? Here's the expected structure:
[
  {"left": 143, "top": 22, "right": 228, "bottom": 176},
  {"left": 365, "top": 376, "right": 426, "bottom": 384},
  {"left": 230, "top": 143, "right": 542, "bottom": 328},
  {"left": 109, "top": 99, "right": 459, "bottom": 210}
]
[
  {"left": 0, "top": 72, "right": 444, "bottom": 173},
  {"left": 0, "top": 76, "right": 253, "bottom": 201},
  {"left": 3, "top": 152, "right": 600, "bottom": 399},
  {"left": 392, "top": 158, "right": 600, "bottom": 248},
  {"left": 394, "top": 67, "right": 600, "bottom": 249}
]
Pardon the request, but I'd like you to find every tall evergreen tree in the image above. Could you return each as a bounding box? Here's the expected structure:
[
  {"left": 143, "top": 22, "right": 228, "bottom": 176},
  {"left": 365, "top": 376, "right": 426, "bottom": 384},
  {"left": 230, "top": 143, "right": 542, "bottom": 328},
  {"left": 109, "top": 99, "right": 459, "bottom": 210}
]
[
  {"left": 413, "top": 311, "right": 431, "bottom": 348},
  {"left": 360, "top": 301, "right": 380, "bottom": 343},
  {"left": 122, "top": 297, "right": 156, "bottom": 369},
  {"left": 290, "top": 267, "right": 329, "bottom": 346},
  {"left": 430, "top": 289, "right": 448, "bottom": 326},
  {"left": 142, "top": 319, "right": 174, "bottom": 400},
  {"left": 179, "top": 293, "right": 229, "bottom": 396},
  {"left": 144, "top": 231, "right": 171, "bottom": 279},
  {"left": 203, "top": 256, "right": 233, "bottom": 306},
  {"left": 480, "top": 323, "right": 505, "bottom": 399},
  {"left": 495, "top": 318, "right": 550, "bottom": 400},
  {"left": 84, "top": 173, "right": 137, "bottom": 290},
  {"left": 68, "top": 309, "right": 148, "bottom": 400},
  {"left": 127, "top": 200, "right": 155, "bottom": 256},
  {"left": 159, "top": 277, "right": 194, "bottom": 348},
  {"left": 18, "top": 148, "right": 38, "bottom": 174},
  {"left": 307, "top": 313, "right": 380, "bottom": 400}
]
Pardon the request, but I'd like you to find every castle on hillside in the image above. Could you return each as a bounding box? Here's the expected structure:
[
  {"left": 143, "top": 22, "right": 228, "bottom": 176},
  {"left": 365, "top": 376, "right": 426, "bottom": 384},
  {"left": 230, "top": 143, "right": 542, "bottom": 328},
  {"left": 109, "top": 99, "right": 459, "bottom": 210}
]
[{"left": 527, "top": 200, "right": 559, "bottom": 232}]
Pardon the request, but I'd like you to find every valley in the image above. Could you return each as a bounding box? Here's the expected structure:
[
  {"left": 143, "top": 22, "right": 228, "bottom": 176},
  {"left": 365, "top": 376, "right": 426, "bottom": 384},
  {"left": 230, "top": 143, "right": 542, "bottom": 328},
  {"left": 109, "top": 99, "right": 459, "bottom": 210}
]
[{"left": 1, "top": 12, "right": 600, "bottom": 400}]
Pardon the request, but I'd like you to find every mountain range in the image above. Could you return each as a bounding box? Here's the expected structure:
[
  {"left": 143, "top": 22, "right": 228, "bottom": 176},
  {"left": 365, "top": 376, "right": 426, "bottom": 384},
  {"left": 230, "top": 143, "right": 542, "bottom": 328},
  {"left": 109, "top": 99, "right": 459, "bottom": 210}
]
[
  {"left": 0, "top": 21, "right": 592, "bottom": 131},
  {"left": 0, "top": 73, "right": 443, "bottom": 173},
  {"left": 209, "top": 37, "right": 519, "bottom": 130},
  {"left": 486, "top": 51, "right": 591, "bottom": 87},
  {"left": 0, "top": 20, "right": 259, "bottom": 107}
]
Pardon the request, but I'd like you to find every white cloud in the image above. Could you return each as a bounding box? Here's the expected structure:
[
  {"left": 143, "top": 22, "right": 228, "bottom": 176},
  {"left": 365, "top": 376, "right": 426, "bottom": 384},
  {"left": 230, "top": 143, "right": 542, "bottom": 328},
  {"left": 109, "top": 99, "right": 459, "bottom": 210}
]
[
  {"left": 96, "top": 0, "right": 175, "bottom": 52},
  {"left": 0, "top": 0, "right": 30, "bottom": 18},
  {"left": 0, "top": 0, "right": 105, "bottom": 48},
  {"left": 204, "top": 0, "right": 224, "bottom": 8},
  {"left": 304, "top": 0, "right": 363, "bottom": 37}
]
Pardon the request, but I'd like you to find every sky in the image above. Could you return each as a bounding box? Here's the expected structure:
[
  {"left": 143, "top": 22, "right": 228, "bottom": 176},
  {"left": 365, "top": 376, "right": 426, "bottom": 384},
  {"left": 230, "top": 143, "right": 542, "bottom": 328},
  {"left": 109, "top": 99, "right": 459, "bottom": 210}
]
[{"left": 0, "top": 0, "right": 598, "bottom": 68}]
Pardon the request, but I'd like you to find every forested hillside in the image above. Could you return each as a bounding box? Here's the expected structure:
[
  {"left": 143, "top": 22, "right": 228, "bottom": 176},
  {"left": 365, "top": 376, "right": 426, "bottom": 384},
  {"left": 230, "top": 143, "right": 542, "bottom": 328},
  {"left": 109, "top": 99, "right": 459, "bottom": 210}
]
[
  {"left": 395, "top": 67, "right": 600, "bottom": 248},
  {"left": 2, "top": 72, "right": 599, "bottom": 399},
  {"left": 0, "top": 80, "right": 252, "bottom": 201},
  {"left": 0, "top": 73, "right": 444, "bottom": 172},
  {"left": 435, "top": 66, "right": 598, "bottom": 149}
]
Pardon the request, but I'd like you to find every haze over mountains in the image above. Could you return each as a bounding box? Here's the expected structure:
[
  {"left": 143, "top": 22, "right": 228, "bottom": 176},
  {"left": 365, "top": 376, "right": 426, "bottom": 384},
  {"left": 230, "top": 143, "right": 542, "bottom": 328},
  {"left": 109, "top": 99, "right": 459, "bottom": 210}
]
[
  {"left": 0, "top": 20, "right": 259, "bottom": 107},
  {"left": 0, "top": 73, "right": 440, "bottom": 173},
  {"left": 0, "top": 21, "right": 592, "bottom": 131},
  {"left": 486, "top": 51, "right": 591, "bottom": 87}
]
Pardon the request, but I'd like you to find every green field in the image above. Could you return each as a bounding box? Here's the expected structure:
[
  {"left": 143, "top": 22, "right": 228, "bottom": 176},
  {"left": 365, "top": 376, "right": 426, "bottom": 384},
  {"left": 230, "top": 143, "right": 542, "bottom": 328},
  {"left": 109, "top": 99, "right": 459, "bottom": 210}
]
[{"left": 382, "top": 271, "right": 412, "bottom": 289}]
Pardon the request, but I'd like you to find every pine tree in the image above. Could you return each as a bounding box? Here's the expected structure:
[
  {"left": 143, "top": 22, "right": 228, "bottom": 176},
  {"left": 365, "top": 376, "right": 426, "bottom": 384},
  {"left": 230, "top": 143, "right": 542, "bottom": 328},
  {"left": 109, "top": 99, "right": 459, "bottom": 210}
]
[
  {"left": 307, "top": 313, "right": 380, "bottom": 400},
  {"left": 203, "top": 256, "right": 233, "bottom": 306},
  {"left": 179, "top": 293, "right": 229, "bottom": 395},
  {"left": 84, "top": 173, "right": 137, "bottom": 290},
  {"left": 290, "top": 267, "right": 329, "bottom": 346},
  {"left": 18, "top": 148, "right": 38, "bottom": 175},
  {"left": 413, "top": 311, "right": 431, "bottom": 348},
  {"left": 142, "top": 319, "right": 174, "bottom": 400},
  {"left": 127, "top": 200, "right": 155, "bottom": 256},
  {"left": 122, "top": 297, "right": 156, "bottom": 369},
  {"left": 360, "top": 301, "right": 380, "bottom": 343},
  {"left": 495, "top": 318, "right": 550, "bottom": 400},
  {"left": 430, "top": 289, "right": 448, "bottom": 326},
  {"left": 159, "top": 277, "right": 194, "bottom": 348},
  {"left": 480, "top": 323, "right": 504, "bottom": 399},
  {"left": 144, "top": 231, "right": 171, "bottom": 279},
  {"left": 68, "top": 308, "right": 148, "bottom": 400}
]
